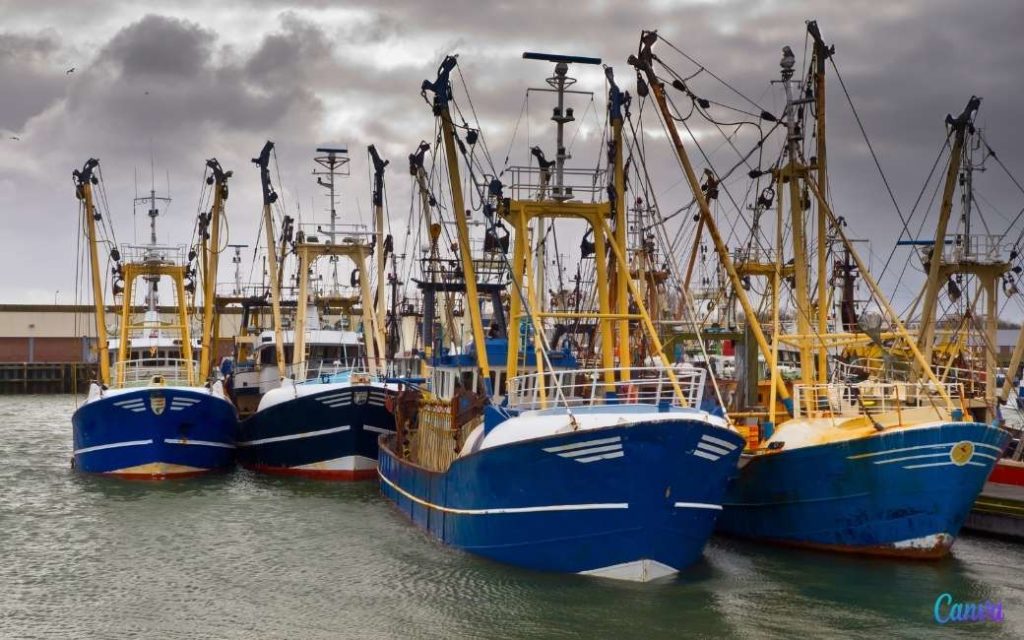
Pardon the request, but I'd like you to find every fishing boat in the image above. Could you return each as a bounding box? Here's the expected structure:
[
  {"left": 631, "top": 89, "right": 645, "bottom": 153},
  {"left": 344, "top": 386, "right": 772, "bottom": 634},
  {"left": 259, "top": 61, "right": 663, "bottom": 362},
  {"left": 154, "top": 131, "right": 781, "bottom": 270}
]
[
  {"left": 632, "top": 25, "right": 1009, "bottom": 556},
  {"left": 236, "top": 142, "right": 399, "bottom": 480},
  {"left": 71, "top": 158, "right": 237, "bottom": 478},
  {"left": 378, "top": 54, "right": 744, "bottom": 581}
]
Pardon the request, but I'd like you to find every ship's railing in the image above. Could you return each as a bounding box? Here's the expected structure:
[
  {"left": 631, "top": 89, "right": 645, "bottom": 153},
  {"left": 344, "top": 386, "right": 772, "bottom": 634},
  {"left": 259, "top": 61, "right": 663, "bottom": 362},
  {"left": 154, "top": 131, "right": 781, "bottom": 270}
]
[
  {"left": 296, "top": 222, "right": 373, "bottom": 247},
  {"left": 503, "top": 165, "right": 609, "bottom": 202},
  {"left": 506, "top": 366, "right": 706, "bottom": 411},
  {"left": 118, "top": 243, "right": 188, "bottom": 266},
  {"left": 792, "top": 381, "right": 964, "bottom": 419},
  {"left": 297, "top": 360, "right": 375, "bottom": 384},
  {"left": 833, "top": 357, "right": 985, "bottom": 396},
  {"left": 939, "top": 234, "right": 1009, "bottom": 263},
  {"left": 732, "top": 246, "right": 782, "bottom": 265},
  {"left": 115, "top": 358, "right": 197, "bottom": 387}
]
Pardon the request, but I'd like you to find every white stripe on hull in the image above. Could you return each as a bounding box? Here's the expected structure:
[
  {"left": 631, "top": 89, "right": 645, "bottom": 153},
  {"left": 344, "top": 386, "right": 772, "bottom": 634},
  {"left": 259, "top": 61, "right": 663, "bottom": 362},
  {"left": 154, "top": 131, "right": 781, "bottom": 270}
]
[
  {"left": 237, "top": 425, "right": 350, "bottom": 447},
  {"left": 74, "top": 439, "right": 153, "bottom": 455},
  {"left": 673, "top": 501, "right": 722, "bottom": 510},
  {"left": 379, "top": 471, "right": 628, "bottom": 515},
  {"left": 163, "top": 438, "right": 236, "bottom": 449}
]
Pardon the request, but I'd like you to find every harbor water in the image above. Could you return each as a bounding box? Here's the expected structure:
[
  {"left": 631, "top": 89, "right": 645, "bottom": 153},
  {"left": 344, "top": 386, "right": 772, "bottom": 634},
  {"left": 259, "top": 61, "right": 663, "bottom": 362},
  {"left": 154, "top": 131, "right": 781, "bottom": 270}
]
[{"left": 2, "top": 395, "right": 1021, "bottom": 639}]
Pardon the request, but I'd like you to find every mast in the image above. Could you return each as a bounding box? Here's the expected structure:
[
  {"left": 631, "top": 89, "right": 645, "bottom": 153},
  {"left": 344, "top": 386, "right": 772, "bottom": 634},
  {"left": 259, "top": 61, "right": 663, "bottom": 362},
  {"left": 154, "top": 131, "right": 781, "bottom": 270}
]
[
  {"left": 608, "top": 65, "right": 631, "bottom": 373},
  {"left": 808, "top": 20, "right": 833, "bottom": 384},
  {"left": 199, "top": 159, "right": 232, "bottom": 381},
  {"left": 421, "top": 56, "right": 491, "bottom": 380},
  {"left": 630, "top": 31, "right": 792, "bottom": 406},
  {"left": 369, "top": 144, "right": 390, "bottom": 363},
  {"left": 917, "top": 97, "right": 981, "bottom": 363},
  {"left": 779, "top": 44, "right": 815, "bottom": 385},
  {"left": 409, "top": 142, "right": 439, "bottom": 372},
  {"left": 73, "top": 158, "right": 111, "bottom": 386},
  {"left": 252, "top": 141, "right": 287, "bottom": 376}
]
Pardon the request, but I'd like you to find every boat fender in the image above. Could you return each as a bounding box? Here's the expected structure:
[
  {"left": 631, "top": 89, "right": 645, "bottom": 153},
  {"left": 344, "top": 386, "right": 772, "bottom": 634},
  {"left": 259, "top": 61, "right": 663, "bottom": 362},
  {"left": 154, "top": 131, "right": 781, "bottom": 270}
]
[{"left": 952, "top": 408, "right": 964, "bottom": 421}]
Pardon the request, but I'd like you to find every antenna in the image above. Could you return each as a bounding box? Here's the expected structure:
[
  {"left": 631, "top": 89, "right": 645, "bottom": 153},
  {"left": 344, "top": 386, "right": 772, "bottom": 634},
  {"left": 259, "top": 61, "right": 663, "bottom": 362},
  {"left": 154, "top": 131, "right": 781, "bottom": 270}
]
[
  {"left": 313, "top": 146, "right": 350, "bottom": 293},
  {"left": 522, "top": 51, "right": 601, "bottom": 201},
  {"left": 228, "top": 244, "right": 249, "bottom": 296}
]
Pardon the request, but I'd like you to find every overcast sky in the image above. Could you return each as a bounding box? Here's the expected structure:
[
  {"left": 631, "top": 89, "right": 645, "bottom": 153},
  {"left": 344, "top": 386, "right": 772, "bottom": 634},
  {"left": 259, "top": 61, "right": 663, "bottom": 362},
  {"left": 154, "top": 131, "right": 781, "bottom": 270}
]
[{"left": 1, "top": 0, "right": 1023, "bottom": 320}]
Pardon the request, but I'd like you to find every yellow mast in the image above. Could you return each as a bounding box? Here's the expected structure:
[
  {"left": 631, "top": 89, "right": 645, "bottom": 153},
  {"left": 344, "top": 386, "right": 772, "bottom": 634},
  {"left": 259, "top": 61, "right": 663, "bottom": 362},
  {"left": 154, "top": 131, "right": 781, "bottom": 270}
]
[
  {"left": 252, "top": 142, "right": 287, "bottom": 378},
  {"left": 369, "top": 145, "right": 390, "bottom": 363},
  {"left": 917, "top": 97, "right": 981, "bottom": 364},
  {"left": 199, "top": 159, "right": 232, "bottom": 381},
  {"left": 779, "top": 45, "right": 814, "bottom": 385},
  {"left": 73, "top": 159, "right": 111, "bottom": 386},
  {"left": 809, "top": 21, "right": 832, "bottom": 384},
  {"left": 422, "top": 56, "right": 491, "bottom": 380},
  {"left": 630, "top": 32, "right": 791, "bottom": 405},
  {"left": 610, "top": 65, "right": 631, "bottom": 376}
]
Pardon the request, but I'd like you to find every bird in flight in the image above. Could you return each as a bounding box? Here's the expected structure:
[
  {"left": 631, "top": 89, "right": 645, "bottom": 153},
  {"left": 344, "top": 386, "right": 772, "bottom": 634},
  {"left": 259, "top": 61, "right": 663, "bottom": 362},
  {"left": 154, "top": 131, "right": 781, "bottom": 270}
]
[
  {"left": 9, "top": 136, "right": 20, "bottom": 141},
  {"left": 66, "top": 67, "right": 75, "bottom": 74}
]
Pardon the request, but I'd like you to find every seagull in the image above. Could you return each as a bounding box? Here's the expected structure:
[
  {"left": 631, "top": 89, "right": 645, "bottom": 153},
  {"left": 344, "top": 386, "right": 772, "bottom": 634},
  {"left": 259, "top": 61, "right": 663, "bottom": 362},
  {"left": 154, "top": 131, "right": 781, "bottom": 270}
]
[
  {"left": 9, "top": 136, "right": 19, "bottom": 141},
  {"left": 65, "top": 67, "right": 75, "bottom": 74}
]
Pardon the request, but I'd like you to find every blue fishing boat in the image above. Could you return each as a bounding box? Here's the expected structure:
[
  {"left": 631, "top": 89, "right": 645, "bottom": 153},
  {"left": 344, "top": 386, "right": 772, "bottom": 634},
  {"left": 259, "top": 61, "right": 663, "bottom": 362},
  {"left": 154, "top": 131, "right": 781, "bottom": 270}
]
[
  {"left": 718, "top": 386, "right": 1009, "bottom": 555},
  {"left": 379, "top": 54, "right": 744, "bottom": 581},
  {"left": 236, "top": 142, "right": 399, "bottom": 479},
  {"left": 632, "top": 26, "right": 1009, "bottom": 556},
  {"left": 238, "top": 363, "right": 399, "bottom": 480},
  {"left": 71, "top": 158, "right": 236, "bottom": 478}
]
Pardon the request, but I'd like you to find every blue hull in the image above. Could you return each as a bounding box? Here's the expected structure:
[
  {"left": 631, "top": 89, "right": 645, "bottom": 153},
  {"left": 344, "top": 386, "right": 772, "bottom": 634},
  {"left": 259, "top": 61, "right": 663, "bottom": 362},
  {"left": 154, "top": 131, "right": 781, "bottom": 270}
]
[
  {"left": 238, "top": 385, "right": 396, "bottom": 480},
  {"left": 379, "top": 418, "right": 744, "bottom": 579},
  {"left": 72, "top": 388, "right": 237, "bottom": 477},
  {"left": 717, "top": 422, "right": 1010, "bottom": 555}
]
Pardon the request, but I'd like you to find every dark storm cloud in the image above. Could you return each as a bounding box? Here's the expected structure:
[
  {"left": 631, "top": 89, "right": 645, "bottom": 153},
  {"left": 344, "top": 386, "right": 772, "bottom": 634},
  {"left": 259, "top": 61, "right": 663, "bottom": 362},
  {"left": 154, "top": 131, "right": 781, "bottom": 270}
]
[
  {"left": 102, "top": 14, "right": 213, "bottom": 78},
  {"left": 0, "top": 31, "right": 65, "bottom": 131},
  {"left": 0, "top": 0, "right": 1022, "bottom": 312}
]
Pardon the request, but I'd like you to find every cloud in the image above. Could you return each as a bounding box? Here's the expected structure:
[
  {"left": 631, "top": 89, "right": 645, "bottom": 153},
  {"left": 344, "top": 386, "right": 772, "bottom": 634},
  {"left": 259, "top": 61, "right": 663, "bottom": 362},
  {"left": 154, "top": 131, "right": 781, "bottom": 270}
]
[{"left": 0, "top": 0, "right": 1020, "bottom": 326}]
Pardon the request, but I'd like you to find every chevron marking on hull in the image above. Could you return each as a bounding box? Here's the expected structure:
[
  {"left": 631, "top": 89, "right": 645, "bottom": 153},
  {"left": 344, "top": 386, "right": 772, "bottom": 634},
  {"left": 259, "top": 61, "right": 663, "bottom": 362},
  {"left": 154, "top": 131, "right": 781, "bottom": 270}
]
[
  {"left": 237, "top": 425, "right": 351, "bottom": 447},
  {"left": 693, "top": 450, "right": 721, "bottom": 461},
  {"left": 170, "top": 397, "right": 202, "bottom": 412},
  {"left": 543, "top": 436, "right": 621, "bottom": 452},
  {"left": 692, "top": 434, "right": 738, "bottom": 461},
  {"left": 112, "top": 398, "right": 147, "bottom": 413},
  {"left": 317, "top": 393, "right": 349, "bottom": 403},
  {"left": 113, "top": 399, "right": 145, "bottom": 408},
  {"left": 74, "top": 439, "right": 153, "bottom": 455},
  {"left": 700, "top": 434, "right": 739, "bottom": 450},
  {"left": 544, "top": 436, "right": 623, "bottom": 463},
  {"left": 379, "top": 470, "right": 628, "bottom": 515},
  {"left": 163, "top": 438, "right": 236, "bottom": 449},
  {"left": 575, "top": 451, "right": 625, "bottom": 463}
]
